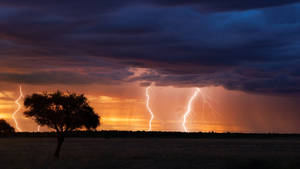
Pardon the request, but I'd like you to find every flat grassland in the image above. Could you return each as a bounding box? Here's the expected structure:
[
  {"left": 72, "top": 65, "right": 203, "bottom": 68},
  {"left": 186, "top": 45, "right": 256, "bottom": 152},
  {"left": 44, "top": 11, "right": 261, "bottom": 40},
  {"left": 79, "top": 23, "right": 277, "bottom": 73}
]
[{"left": 0, "top": 138, "right": 300, "bottom": 169}]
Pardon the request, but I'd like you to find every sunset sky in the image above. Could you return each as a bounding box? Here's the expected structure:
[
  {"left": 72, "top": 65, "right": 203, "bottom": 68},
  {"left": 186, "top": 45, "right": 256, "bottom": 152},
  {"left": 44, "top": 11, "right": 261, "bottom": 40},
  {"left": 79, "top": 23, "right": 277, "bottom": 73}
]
[{"left": 1, "top": 0, "right": 300, "bottom": 133}]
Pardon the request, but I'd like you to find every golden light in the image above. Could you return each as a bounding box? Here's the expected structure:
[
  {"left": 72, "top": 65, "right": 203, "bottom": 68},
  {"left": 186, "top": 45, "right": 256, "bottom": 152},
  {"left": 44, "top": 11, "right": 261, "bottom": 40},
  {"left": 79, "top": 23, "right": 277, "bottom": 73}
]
[
  {"left": 102, "top": 117, "right": 145, "bottom": 123},
  {"left": 0, "top": 113, "right": 10, "bottom": 119}
]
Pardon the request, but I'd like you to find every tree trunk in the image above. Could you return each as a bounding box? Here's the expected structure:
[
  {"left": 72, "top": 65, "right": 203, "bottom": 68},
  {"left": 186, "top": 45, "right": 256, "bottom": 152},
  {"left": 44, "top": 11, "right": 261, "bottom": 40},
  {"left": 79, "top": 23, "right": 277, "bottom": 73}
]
[{"left": 54, "top": 133, "right": 64, "bottom": 158}]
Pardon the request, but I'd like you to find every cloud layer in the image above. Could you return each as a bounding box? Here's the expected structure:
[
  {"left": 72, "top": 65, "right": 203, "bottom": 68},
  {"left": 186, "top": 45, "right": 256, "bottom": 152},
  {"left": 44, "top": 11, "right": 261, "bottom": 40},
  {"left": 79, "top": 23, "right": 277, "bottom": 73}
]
[{"left": 0, "top": 0, "right": 300, "bottom": 95}]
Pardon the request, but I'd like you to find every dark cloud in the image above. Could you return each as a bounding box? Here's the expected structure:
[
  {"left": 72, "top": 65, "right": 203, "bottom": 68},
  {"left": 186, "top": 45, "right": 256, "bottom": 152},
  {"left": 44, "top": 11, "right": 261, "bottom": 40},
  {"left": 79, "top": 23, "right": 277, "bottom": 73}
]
[
  {"left": 149, "top": 0, "right": 300, "bottom": 12},
  {"left": 1, "top": 0, "right": 300, "bottom": 13},
  {"left": 0, "top": 70, "right": 133, "bottom": 85},
  {"left": 0, "top": 1, "right": 300, "bottom": 95}
]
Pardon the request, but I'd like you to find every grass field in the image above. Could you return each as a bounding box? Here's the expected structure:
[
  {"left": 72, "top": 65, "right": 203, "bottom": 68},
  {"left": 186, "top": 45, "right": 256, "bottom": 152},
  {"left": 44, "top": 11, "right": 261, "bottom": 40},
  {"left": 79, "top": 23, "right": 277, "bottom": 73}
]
[{"left": 1, "top": 137, "right": 300, "bottom": 169}]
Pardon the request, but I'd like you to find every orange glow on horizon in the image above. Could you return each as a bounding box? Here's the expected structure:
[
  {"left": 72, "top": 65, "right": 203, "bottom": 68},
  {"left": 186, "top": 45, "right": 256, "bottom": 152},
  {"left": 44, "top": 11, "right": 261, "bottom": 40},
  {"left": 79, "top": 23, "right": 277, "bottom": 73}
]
[
  {"left": 1, "top": 86, "right": 238, "bottom": 132},
  {"left": 2, "top": 85, "right": 298, "bottom": 133}
]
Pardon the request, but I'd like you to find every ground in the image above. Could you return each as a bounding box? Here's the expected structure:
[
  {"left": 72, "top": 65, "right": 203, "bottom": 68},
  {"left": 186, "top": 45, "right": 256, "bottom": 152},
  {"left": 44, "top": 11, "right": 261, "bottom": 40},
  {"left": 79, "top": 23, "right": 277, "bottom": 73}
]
[{"left": 0, "top": 138, "right": 300, "bottom": 169}]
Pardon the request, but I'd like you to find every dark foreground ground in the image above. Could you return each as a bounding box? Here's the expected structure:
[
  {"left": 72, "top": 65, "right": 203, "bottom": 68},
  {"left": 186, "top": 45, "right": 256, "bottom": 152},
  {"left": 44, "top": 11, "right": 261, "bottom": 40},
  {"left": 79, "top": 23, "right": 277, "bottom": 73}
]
[{"left": 1, "top": 137, "right": 300, "bottom": 169}]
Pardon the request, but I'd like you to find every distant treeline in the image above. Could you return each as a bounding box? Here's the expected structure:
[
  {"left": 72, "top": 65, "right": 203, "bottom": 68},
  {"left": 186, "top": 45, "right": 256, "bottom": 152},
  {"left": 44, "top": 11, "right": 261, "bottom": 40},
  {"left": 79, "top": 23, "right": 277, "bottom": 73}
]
[{"left": 1, "top": 131, "right": 300, "bottom": 139}]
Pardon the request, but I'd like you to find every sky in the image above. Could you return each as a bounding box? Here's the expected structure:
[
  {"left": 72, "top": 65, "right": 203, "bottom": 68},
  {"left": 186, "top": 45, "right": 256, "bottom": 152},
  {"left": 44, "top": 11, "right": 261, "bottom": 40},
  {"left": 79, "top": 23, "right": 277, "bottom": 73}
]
[{"left": 1, "top": 0, "right": 300, "bottom": 133}]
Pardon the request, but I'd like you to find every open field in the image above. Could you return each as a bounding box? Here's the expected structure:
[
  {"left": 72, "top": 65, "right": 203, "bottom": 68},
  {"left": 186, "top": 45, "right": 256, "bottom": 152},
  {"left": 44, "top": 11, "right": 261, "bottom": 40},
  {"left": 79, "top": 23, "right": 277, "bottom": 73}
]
[{"left": 1, "top": 137, "right": 300, "bottom": 169}]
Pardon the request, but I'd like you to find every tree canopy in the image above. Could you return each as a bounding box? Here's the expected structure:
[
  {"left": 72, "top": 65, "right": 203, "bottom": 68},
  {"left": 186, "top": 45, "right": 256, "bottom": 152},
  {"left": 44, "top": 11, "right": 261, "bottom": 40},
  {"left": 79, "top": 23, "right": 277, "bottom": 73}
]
[{"left": 24, "top": 91, "right": 100, "bottom": 133}]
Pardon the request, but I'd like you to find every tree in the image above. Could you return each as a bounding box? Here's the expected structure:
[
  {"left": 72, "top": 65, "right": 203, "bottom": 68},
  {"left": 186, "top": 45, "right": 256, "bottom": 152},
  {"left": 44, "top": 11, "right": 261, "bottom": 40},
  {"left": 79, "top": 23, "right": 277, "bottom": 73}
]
[
  {"left": 0, "top": 119, "right": 15, "bottom": 133},
  {"left": 23, "top": 91, "right": 100, "bottom": 158}
]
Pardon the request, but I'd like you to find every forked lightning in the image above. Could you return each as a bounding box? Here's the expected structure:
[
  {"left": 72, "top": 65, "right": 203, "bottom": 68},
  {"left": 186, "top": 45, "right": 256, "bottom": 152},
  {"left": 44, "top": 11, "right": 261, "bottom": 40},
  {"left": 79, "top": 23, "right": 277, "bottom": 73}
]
[
  {"left": 182, "top": 88, "right": 200, "bottom": 132},
  {"left": 146, "top": 87, "right": 154, "bottom": 131},
  {"left": 13, "top": 85, "right": 23, "bottom": 132}
]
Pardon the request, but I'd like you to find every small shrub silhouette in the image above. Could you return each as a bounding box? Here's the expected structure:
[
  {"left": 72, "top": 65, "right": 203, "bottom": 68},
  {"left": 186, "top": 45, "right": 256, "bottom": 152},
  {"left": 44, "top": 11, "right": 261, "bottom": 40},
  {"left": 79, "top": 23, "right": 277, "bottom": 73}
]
[{"left": 0, "top": 119, "right": 15, "bottom": 133}]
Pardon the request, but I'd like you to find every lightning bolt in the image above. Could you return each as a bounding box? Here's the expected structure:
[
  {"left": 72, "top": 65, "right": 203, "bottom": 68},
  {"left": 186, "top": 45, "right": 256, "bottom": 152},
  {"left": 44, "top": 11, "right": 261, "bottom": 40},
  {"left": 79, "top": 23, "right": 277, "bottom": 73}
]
[
  {"left": 198, "top": 90, "right": 220, "bottom": 118},
  {"left": 146, "top": 86, "right": 154, "bottom": 131},
  {"left": 182, "top": 88, "right": 200, "bottom": 132},
  {"left": 13, "top": 85, "right": 23, "bottom": 132},
  {"left": 144, "top": 86, "right": 219, "bottom": 132}
]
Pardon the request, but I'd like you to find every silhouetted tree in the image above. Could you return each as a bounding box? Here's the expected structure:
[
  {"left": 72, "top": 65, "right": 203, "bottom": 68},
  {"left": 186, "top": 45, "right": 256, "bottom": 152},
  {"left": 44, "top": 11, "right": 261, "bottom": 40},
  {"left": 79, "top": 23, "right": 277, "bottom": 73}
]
[
  {"left": 0, "top": 119, "right": 15, "bottom": 133},
  {"left": 23, "top": 91, "right": 100, "bottom": 158}
]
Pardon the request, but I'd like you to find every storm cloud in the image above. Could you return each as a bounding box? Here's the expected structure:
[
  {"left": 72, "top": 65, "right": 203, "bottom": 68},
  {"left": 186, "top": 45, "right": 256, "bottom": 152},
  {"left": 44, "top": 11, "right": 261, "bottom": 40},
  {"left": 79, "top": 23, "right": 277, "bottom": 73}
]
[{"left": 0, "top": 0, "right": 300, "bottom": 95}]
